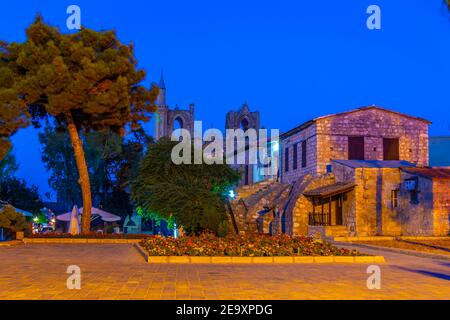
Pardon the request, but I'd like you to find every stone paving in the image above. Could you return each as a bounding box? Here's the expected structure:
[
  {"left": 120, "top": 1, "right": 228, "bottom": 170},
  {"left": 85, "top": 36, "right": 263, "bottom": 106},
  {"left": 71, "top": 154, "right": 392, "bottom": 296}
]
[{"left": 0, "top": 244, "right": 448, "bottom": 300}]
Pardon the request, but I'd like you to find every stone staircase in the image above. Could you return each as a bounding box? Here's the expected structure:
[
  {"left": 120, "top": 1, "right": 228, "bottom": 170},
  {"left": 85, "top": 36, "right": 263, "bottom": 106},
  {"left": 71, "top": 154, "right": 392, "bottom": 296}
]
[
  {"left": 235, "top": 179, "right": 276, "bottom": 200},
  {"left": 308, "top": 225, "right": 350, "bottom": 240},
  {"left": 325, "top": 226, "right": 349, "bottom": 238},
  {"left": 230, "top": 179, "right": 291, "bottom": 234}
]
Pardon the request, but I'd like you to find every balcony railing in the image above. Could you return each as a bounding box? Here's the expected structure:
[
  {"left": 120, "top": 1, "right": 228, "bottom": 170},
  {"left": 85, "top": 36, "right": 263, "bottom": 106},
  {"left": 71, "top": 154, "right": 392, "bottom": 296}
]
[{"left": 308, "top": 213, "right": 331, "bottom": 226}]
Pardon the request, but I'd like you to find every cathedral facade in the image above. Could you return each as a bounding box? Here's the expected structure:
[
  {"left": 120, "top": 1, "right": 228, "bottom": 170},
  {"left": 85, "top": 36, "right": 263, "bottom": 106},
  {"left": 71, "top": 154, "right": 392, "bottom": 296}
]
[
  {"left": 153, "top": 73, "right": 272, "bottom": 186},
  {"left": 153, "top": 73, "right": 195, "bottom": 141}
]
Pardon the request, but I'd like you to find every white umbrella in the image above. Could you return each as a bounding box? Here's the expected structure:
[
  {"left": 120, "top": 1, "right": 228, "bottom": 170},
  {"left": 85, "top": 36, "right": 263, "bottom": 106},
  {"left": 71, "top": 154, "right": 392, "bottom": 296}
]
[
  {"left": 79, "top": 207, "right": 121, "bottom": 222},
  {"left": 57, "top": 207, "right": 121, "bottom": 222},
  {"left": 14, "top": 207, "right": 33, "bottom": 218},
  {"left": 67, "top": 205, "right": 80, "bottom": 235}
]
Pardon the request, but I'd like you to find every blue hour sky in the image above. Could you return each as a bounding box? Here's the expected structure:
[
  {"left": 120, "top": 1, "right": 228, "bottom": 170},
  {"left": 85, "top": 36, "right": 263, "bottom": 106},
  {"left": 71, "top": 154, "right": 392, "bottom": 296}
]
[{"left": 2, "top": 0, "right": 450, "bottom": 199}]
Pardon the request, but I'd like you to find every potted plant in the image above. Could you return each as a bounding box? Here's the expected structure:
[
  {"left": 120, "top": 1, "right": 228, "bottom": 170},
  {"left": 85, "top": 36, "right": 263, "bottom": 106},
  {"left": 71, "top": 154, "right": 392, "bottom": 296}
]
[{"left": 0, "top": 205, "right": 28, "bottom": 240}]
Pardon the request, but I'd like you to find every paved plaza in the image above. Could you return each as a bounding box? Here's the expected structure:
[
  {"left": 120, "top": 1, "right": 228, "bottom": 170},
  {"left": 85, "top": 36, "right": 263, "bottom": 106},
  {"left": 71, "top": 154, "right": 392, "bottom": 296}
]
[{"left": 0, "top": 243, "right": 448, "bottom": 300}]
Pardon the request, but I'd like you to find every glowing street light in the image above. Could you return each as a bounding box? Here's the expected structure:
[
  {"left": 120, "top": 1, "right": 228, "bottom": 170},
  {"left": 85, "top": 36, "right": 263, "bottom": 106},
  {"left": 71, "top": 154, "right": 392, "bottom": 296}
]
[{"left": 272, "top": 140, "right": 279, "bottom": 152}]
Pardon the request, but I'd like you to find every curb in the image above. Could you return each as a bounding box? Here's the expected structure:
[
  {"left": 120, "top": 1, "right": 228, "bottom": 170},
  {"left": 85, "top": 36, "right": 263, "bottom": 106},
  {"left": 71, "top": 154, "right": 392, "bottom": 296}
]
[
  {"left": 22, "top": 238, "right": 143, "bottom": 244},
  {"left": 333, "top": 236, "right": 450, "bottom": 242},
  {"left": 0, "top": 240, "right": 23, "bottom": 247},
  {"left": 333, "top": 236, "right": 395, "bottom": 242},
  {"left": 133, "top": 242, "right": 149, "bottom": 260},
  {"left": 334, "top": 242, "right": 450, "bottom": 261},
  {"left": 133, "top": 243, "right": 384, "bottom": 264}
]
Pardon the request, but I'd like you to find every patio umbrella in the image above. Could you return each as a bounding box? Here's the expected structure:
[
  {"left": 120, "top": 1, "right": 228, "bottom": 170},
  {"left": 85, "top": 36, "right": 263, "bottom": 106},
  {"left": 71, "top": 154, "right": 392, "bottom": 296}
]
[
  {"left": 67, "top": 205, "right": 80, "bottom": 235},
  {"left": 79, "top": 207, "right": 121, "bottom": 222},
  {"left": 57, "top": 207, "right": 121, "bottom": 222},
  {"left": 14, "top": 207, "right": 33, "bottom": 218}
]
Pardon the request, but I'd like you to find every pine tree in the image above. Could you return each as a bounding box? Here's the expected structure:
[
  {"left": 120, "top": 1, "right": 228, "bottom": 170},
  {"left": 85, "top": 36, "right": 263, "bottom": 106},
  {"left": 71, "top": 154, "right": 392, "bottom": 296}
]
[
  {"left": 0, "top": 41, "right": 29, "bottom": 160},
  {"left": 2, "top": 15, "right": 158, "bottom": 232},
  {"left": 132, "top": 138, "right": 240, "bottom": 235}
]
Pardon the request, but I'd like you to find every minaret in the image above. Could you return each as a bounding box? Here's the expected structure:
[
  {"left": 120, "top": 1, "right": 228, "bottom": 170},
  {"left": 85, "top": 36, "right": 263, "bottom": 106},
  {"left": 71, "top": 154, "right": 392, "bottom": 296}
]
[
  {"left": 155, "top": 70, "right": 168, "bottom": 140},
  {"left": 157, "top": 69, "right": 166, "bottom": 106}
]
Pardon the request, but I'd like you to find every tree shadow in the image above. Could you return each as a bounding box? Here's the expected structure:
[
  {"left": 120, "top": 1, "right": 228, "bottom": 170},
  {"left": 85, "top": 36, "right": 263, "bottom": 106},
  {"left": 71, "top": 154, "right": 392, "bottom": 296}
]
[
  {"left": 401, "top": 240, "right": 450, "bottom": 254},
  {"left": 393, "top": 266, "right": 450, "bottom": 281},
  {"left": 438, "top": 261, "right": 450, "bottom": 268}
]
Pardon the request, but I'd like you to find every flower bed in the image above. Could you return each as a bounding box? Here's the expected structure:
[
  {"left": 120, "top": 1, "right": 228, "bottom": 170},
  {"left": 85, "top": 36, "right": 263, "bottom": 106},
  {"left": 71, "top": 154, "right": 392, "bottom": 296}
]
[
  {"left": 27, "top": 232, "right": 151, "bottom": 239},
  {"left": 139, "top": 234, "right": 361, "bottom": 256}
]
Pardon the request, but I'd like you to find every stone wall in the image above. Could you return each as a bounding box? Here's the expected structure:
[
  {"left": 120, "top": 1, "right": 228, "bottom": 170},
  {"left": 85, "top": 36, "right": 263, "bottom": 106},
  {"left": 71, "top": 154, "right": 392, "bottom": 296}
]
[
  {"left": 291, "top": 174, "right": 335, "bottom": 235},
  {"left": 432, "top": 179, "right": 450, "bottom": 236},
  {"left": 397, "top": 173, "right": 434, "bottom": 236},
  {"left": 230, "top": 181, "right": 291, "bottom": 234},
  {"left": 397, "top": 173, "right": 449, "bottom": 236},
  {"left": 315, "top": 108, "right": 429, "bottom": 175},
  {"left": 290, "top": 162, "right": 448, "bottom": 238},
  {"left": 281, "top": 124, "right": 317, "bottom": 185},
  {"left": 280, "top": 107, "right": 430, "bottom": 183},
  {"left": 331, "top": 163, "right": 406, "bottom": 236},
  {"left": 332, "top": 164, "right": 449, "bottom": 237},
  {"left": 352, "top": 168, "right": 404, "bottom": 236}
]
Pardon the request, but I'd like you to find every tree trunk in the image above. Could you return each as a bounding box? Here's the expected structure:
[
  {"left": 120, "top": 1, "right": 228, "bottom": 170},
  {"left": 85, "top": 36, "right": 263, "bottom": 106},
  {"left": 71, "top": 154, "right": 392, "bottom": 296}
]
[{"left": 65, "top": 112, "right": 92, "bottom": 234}]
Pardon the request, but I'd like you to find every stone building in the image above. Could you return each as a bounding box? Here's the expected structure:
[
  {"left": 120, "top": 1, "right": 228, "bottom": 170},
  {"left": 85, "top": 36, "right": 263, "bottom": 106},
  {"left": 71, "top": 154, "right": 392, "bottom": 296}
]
[
  {"left": 399, "top": 167, "right": 450, "bottom": 236},
  {"left": 152, "top": 75, "right": 275, "bottom": 186},
  {"left": 279, "top": 107, "right": 450, "bottom": 237},
  {"left": 232, "top": 106, "right": 449, "bottom": 238},
  {"left": 154, "top": 72, "right": 195, "bottom": 141},
  {"left": 150, "top": 76, "right": 449, "bottom": 237},
  {"left": 280, "top": 106, "right": 430, "bottom": 184},
  {"left": 224, "top": 103, "right": 277, "bottom": 186},
  {"left": 225, "top": 103, "right": 260, "bottom": 186},
  {"left": 292, "top": 160, "right": 450, "bottom": 238}
]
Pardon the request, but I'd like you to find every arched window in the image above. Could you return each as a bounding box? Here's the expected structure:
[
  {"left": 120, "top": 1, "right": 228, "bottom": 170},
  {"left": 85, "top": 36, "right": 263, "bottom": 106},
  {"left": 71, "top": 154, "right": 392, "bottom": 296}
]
[
  {"left": 173, "top": 117, "right": 184, "bottom": 130},
  {"left": 240, "top": 118, "right": 249, "bottom": 131}
]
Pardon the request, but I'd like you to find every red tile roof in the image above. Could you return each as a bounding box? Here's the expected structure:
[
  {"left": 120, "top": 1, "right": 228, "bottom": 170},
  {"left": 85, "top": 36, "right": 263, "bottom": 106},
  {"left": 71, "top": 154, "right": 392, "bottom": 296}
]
[
  {"left": 303, "top": 182, "right": 356, "bottom": 198},
  {"left": 401, "top": 167, "right": 450, "bottom": 179}
]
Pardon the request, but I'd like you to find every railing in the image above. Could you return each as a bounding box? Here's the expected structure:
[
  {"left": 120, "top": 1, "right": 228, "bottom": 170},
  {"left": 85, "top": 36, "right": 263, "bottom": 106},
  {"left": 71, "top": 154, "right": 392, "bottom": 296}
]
[{"left": 308, "top": 213, "right": 331, "bottom": 226}]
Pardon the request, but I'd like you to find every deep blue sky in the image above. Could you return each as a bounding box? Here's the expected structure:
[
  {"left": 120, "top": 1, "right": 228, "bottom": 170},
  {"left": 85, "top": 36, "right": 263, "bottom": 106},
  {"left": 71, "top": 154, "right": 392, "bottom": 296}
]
[{"left": 2, "top": 0, "right": 450, "bottom": 199}]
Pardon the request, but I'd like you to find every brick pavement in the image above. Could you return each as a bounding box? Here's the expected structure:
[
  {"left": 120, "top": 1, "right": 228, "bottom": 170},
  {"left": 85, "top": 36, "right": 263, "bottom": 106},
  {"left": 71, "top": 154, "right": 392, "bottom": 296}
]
[{"left": 0, "top": 244, "right": 448, "bottom": 300}]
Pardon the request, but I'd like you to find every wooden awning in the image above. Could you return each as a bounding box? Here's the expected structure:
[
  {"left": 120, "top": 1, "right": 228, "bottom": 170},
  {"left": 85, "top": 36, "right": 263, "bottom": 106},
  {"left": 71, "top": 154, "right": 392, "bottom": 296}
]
[{"left": 303, "top": 182, "right": 356, "bottom": 198}]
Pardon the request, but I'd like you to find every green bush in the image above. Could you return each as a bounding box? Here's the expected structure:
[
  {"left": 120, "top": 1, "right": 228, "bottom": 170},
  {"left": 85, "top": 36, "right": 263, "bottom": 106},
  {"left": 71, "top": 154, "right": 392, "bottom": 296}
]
[
  {"left": 0, "top": 205, "right": 29, "bottom": 234},
  {"left": 132, "top": 138, "right": 240, "bottom": 235},
  {"left": 217, "top": 220, "right": 231, "bottom": 238}
]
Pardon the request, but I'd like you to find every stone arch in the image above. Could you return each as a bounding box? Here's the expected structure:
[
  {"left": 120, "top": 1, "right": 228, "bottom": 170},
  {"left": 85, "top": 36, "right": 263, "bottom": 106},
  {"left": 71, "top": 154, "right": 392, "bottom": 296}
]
[
  {"left": 225, "top": 103, "right": 261, "bottom": 186},
  {"left": 173, "top": 116, "right": 184, "bottom": 130},
  {"left": 289, "top": 174, "right": 336, "bottom": 236},
  {"left": 240, "top": 117, "right": 250, "bottom": 131},
  {"left": 281, "top": 212, "right": 286, "bottom": 233}
]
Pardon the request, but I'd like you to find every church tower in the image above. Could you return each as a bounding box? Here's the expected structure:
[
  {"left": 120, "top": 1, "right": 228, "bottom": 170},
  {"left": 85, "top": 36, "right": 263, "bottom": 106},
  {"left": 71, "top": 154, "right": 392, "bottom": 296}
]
[
  {"left": 225, "top": 103, "right": 261, "bottom": 185},
  {"left": 154, "top": 71, "right": 195, "bottom": 141},
  {"left": 156, "top": 70, "right": 166, "bottom": 106}
]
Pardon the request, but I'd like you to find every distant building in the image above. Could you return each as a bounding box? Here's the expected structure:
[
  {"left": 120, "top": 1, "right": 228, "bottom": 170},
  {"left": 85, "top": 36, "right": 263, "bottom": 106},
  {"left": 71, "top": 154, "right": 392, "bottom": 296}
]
[
  {"left": 430, "top": 136, "right": 450, "bottom": 166},
  {"left": 153, "top": 74, "right": 275, "bottom": 186},
  {"left": 154, "top": 72, "right": 195, "bottom": 141}
]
